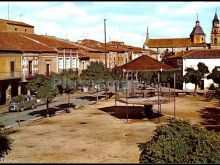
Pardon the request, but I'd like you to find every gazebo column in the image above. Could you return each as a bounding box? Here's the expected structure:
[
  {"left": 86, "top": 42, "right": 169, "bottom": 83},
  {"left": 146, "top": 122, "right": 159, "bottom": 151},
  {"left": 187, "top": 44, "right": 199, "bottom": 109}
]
[
  {"left": 157, "top": 72, "right": 160, "bottom": 114},
  {"left": 135, "top": 71, "right": 138, "bottom": 81},
  {"left": 174, "top": 72, "right": 176, "bottom": 118},
  {"left": 131, "top": 70, "right": 134, "bottom": 96}
]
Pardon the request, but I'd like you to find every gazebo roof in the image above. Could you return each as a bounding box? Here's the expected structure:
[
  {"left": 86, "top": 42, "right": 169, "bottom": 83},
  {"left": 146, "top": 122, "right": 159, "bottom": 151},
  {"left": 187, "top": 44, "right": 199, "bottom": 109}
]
[{"left": 118, "top": 55, "right": 178, "bottom": 71}]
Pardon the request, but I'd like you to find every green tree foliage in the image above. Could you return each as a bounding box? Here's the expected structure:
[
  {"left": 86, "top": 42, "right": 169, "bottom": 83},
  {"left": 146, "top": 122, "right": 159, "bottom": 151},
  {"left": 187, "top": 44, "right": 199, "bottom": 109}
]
[
  {"left": 26, "top": 74, "right": 46, "bottom": 93},
  {"left": 138, "top": 71, "right": 183, "bottom": 88},
  {"left": 215, "top": 87, "right": 220, "bottom": 100},
  {"left": 11, "top": 95, "right": 23, "bottom": 103},
  {"left": 111, "top": 67, "right": 125, "bottom": 81},
  {"left": 161, "top": 49, "right": 175, "bottom": 64},
  {"left": 207, "top": 67, "right": 220, "bottom": 104},
  {"left": 27, "top": 74, "right": 59, "bottom": 116},
  {"left": 80, "top": 61, "right": 112, "bottom": 82},
  {"left": 207, "top": 67, "right": 220, "bottom": 84},
  {"left": 59, "top": 70, "right": 78, "bottom": 108},
  {"left": 80, "top": 61, "right": 112, "bottom": 99},
  {"left": 0, "top": 131, "right": 12, "bottom": 159},
  {"left": 139, "top": 71, "right": 155, "bottom": 84},
  {"left": 139, "top": 119, "right": 220, "bottom": 164},
  {"left": 184, "top": 62, "right": 209, "bottom": 95}
]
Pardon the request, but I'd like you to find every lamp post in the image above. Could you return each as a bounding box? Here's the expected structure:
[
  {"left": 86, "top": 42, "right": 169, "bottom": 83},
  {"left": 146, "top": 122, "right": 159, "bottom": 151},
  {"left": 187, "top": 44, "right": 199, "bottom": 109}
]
[
  {"left": 104, "top": 19, "right": 108, "bottom": 100},
  {"left": 174, "top": 72, "right": 176, "bottom": 118},
  {"left": 104, "top": 19, "right": 107, "bottom": 69}
]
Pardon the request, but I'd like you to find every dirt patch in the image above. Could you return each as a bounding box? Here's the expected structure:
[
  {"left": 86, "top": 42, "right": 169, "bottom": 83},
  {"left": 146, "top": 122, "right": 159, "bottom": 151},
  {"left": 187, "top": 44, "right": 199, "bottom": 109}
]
[
  {"left": 3, "top": 95, "right": 220, "bottom": 163},
  {"left": 78, "top": 122, "right": 88, "bottom": 125}
]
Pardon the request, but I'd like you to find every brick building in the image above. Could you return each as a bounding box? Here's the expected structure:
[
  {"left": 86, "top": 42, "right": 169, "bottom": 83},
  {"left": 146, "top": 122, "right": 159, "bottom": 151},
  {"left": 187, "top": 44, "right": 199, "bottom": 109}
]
[{"left": 0, "top": 18, "right": 34, "bottom": 33}]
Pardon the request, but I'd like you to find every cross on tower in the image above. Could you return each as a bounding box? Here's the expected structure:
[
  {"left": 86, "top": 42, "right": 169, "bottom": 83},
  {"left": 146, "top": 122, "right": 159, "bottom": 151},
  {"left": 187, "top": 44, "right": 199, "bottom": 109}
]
[{"left": 19, "top": 14, "right": 23, "bottom": 22}]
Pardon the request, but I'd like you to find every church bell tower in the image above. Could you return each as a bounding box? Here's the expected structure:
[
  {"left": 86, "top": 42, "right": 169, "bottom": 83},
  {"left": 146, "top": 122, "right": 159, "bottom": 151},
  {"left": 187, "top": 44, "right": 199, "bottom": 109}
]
[{"left": 211, "top": 10, "right": 220, "bottom": 49}]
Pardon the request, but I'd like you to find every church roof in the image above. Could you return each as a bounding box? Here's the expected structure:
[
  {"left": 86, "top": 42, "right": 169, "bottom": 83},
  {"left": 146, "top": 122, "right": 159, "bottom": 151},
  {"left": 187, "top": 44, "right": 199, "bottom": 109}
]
[
  {"left": 190, "top": 20, "right": 205, "bottom": 36},
  {"left": 147, "top": 38, "right": 192, "bottom": 48},
  {"left": 214, "top": 12, "right": 219, "bottom": 21}
]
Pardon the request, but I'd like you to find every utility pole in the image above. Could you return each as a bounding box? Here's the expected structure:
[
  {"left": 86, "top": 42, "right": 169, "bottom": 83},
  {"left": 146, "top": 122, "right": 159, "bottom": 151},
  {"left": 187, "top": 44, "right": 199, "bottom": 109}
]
[
  {"left": 104, "top": 19, "right": 108, "bottom": 100},
  {"left": 104, "top": 19, "right": 107, "bottom": 69},
  {"left": 19, "top": 14, "right": 23, "bottom": 22},
  {"left": 8, "top": 1, "right": 9, "bottom": 20}
]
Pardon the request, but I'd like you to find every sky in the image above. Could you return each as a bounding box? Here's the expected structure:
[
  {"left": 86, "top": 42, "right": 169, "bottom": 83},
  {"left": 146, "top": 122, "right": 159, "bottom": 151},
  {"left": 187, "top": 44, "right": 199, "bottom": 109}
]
[{"left": 0, "top": 1, "right": 220, "bottom": 47}]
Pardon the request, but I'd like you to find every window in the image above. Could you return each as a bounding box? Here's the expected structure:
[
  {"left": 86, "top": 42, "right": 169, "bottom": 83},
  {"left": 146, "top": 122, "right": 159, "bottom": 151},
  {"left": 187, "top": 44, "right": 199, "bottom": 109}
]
[
  {"left": 72, "top": 57, "right": 76, "bottom": 68},
  {"left": 25, "top": 29, "right": 27, "bottom": 32},
  {"left": 201, "top": 38, "right": 203, "bottom": 41},
  {"left": 214, "top": 38, "right": 217, "bottom": 44},
  {"left": 58, "top": 57, "right": 63, "bottom": 69},
  {"left": 46, "top": 64, "right": 50, "bottom": 76},
  {"left": 15, "top": 28, "right": 17, "bottom": 31},
  {"left": 65, "top": 58, "right": 70, "bottom": 69}
]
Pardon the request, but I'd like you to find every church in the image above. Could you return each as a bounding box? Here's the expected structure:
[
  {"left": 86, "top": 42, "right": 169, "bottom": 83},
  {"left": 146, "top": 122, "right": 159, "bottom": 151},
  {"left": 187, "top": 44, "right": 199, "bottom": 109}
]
[{"left": 143, "top": 11, "right": 220, "bottom": 54}]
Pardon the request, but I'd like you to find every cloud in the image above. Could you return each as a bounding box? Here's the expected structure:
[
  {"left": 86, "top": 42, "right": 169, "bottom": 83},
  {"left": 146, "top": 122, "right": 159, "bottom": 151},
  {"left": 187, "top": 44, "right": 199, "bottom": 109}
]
[
  {"left": 11, "top": 1, "right": 49, "bottom": 8},
  {"left": 32, "top": 2, "right": 86, "bottom": 21},
  {"left": 156, "top": 2, "right": 220, "bottom": 16},
  {"left": 0, "top": 2, "right": 217, "bottom": 47}
]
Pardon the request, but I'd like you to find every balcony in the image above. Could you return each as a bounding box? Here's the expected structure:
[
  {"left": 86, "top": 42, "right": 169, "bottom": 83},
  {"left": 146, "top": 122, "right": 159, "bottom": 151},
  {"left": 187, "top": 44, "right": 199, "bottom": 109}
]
[{"left": 0, "top": 72, "right": 22, "bottom": 81}]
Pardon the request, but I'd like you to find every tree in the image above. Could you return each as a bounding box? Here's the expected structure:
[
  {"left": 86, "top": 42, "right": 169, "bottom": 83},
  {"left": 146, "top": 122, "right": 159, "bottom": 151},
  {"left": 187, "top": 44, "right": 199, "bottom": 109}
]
[
  {"left": 80, "top": 61, "right": 112, "bottom": 82},
  {"left": 139, "top": 71, "right": 155, "bottom": 85},
  {"left": 207, "top": 67, "right": 220, "bottom": 104},
  {"left": 27, "top": 75, "right": 59, "bottom": 117},
  {"left": 207, "top": 67, "right": 220, "bottom": 84},
  {"left": 59, "top": 70, "right": 78, "bottom": 110},
  {"left": 0, "top": 131, "right": 12, "bottom": 159},
  {"left": 184, "top": 62, "right": 209, "bottom": 95},
  {"left": 161, "top": 49, "right": 175, "bottom": 65},
  {"left": 80, "top": 61, "right": 112, "bottom": 99},
  {"left": 139, "top": 119, "right": 220, "bottom": 164}
]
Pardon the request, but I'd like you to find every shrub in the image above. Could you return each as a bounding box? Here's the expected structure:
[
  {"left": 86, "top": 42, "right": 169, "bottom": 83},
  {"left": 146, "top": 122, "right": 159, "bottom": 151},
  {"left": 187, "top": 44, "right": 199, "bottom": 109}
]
[
  {"left": 11, "top": 95, "right": 24, "bottom": 103},
  {"left": 209, "top": 83, "right": 216, "bottom": 90},
  {"left": 0, "top": 131, "right": 12, "bottom": 159},
  {"left": 139, "top": 119, "right": 220, "bottom": 164}
]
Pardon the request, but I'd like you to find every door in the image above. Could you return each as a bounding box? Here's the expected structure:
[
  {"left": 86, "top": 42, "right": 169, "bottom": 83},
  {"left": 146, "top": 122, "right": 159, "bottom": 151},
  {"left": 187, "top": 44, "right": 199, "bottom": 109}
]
[
  {"left": 28, "top": 61, "right": 32, "bottom": 76},
  {"left": 200, "top": 80, "right": 204, "bottom": 90},
  {"left": 46, "top": 64, "right": 50, "bottom": 76},
  {"left": 10, "top": 61, "right": 15, "bottom": 77}
]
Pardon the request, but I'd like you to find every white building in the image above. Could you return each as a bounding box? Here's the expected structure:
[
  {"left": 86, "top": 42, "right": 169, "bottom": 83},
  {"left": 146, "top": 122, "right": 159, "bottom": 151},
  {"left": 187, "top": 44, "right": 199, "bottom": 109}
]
[{"left": 169, "top": 49, "right": 220, "bottom": 90}]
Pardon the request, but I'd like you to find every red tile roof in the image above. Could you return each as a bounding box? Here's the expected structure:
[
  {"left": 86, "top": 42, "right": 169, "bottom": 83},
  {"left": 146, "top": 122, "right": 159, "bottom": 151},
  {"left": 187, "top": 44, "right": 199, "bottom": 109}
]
[
  {"left": 147, "top": 38, "right": 192, "bottom": 48},
  {"left": 46, "top": 36, "right": 97, "bottom": 52},
  {"left": 78, "top": 39, "right": 148, "bottom": 53},
  {"left": 119, "top": 55, "right": 176, "bottom": 71},
  {"left": 0, "top": 32, "right": 56, "bottom": 53},
  {"left": 0, "top": 18, "right": 34, "bottom": 27},
  {"left": 18, "top": 33, "right": 79, "bottom": 49},
  {"left": 77, "top": 39, "right": 106, "bottom": 52},
  {"left": 169, "top": 49, "right": 220, "bottom": 59}
]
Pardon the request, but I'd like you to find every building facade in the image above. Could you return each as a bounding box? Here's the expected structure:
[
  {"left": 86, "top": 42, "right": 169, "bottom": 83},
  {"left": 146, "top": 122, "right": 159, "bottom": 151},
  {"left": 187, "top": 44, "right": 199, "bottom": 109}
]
[
  {"left": 168, "top": 49, "right": 220, "bottom": 90},
  {"left": 0, "top": 18, "right": 34, "bottom": 33},
  {"left": 143, "top": 16, "right": 208, "bottom": 56}
]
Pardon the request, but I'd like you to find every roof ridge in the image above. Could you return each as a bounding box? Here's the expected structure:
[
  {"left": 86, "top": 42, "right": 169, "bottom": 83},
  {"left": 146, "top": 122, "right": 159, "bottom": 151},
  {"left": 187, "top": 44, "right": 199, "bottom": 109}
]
[
  {"left": 182, "top": 49, "right": 197, "bottom": 58},
  {"left": 149, "top": 38, "right": 190, "bottom": 40},
  {"left": 20, "top": 34, "right": 57, "bottom": 52}
]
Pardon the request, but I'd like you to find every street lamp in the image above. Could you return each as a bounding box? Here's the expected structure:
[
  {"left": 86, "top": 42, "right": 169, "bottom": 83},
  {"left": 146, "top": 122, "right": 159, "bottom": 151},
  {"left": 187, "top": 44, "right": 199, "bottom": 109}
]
[{"left": 104, "top": 19, "right": 107, "bottom": 69}]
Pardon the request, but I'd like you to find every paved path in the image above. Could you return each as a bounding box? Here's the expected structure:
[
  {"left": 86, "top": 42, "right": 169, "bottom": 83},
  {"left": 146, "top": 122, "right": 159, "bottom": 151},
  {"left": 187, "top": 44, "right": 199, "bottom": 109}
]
[{"left": 0, "top": 91, "right": 107, "bottom": 129}]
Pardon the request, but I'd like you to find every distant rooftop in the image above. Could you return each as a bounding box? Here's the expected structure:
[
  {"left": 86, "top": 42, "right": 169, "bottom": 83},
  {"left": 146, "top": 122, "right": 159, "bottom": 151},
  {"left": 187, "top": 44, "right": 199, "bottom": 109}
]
[{"left": 0, "top": 18, "right": 34, "bottom": 27}]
